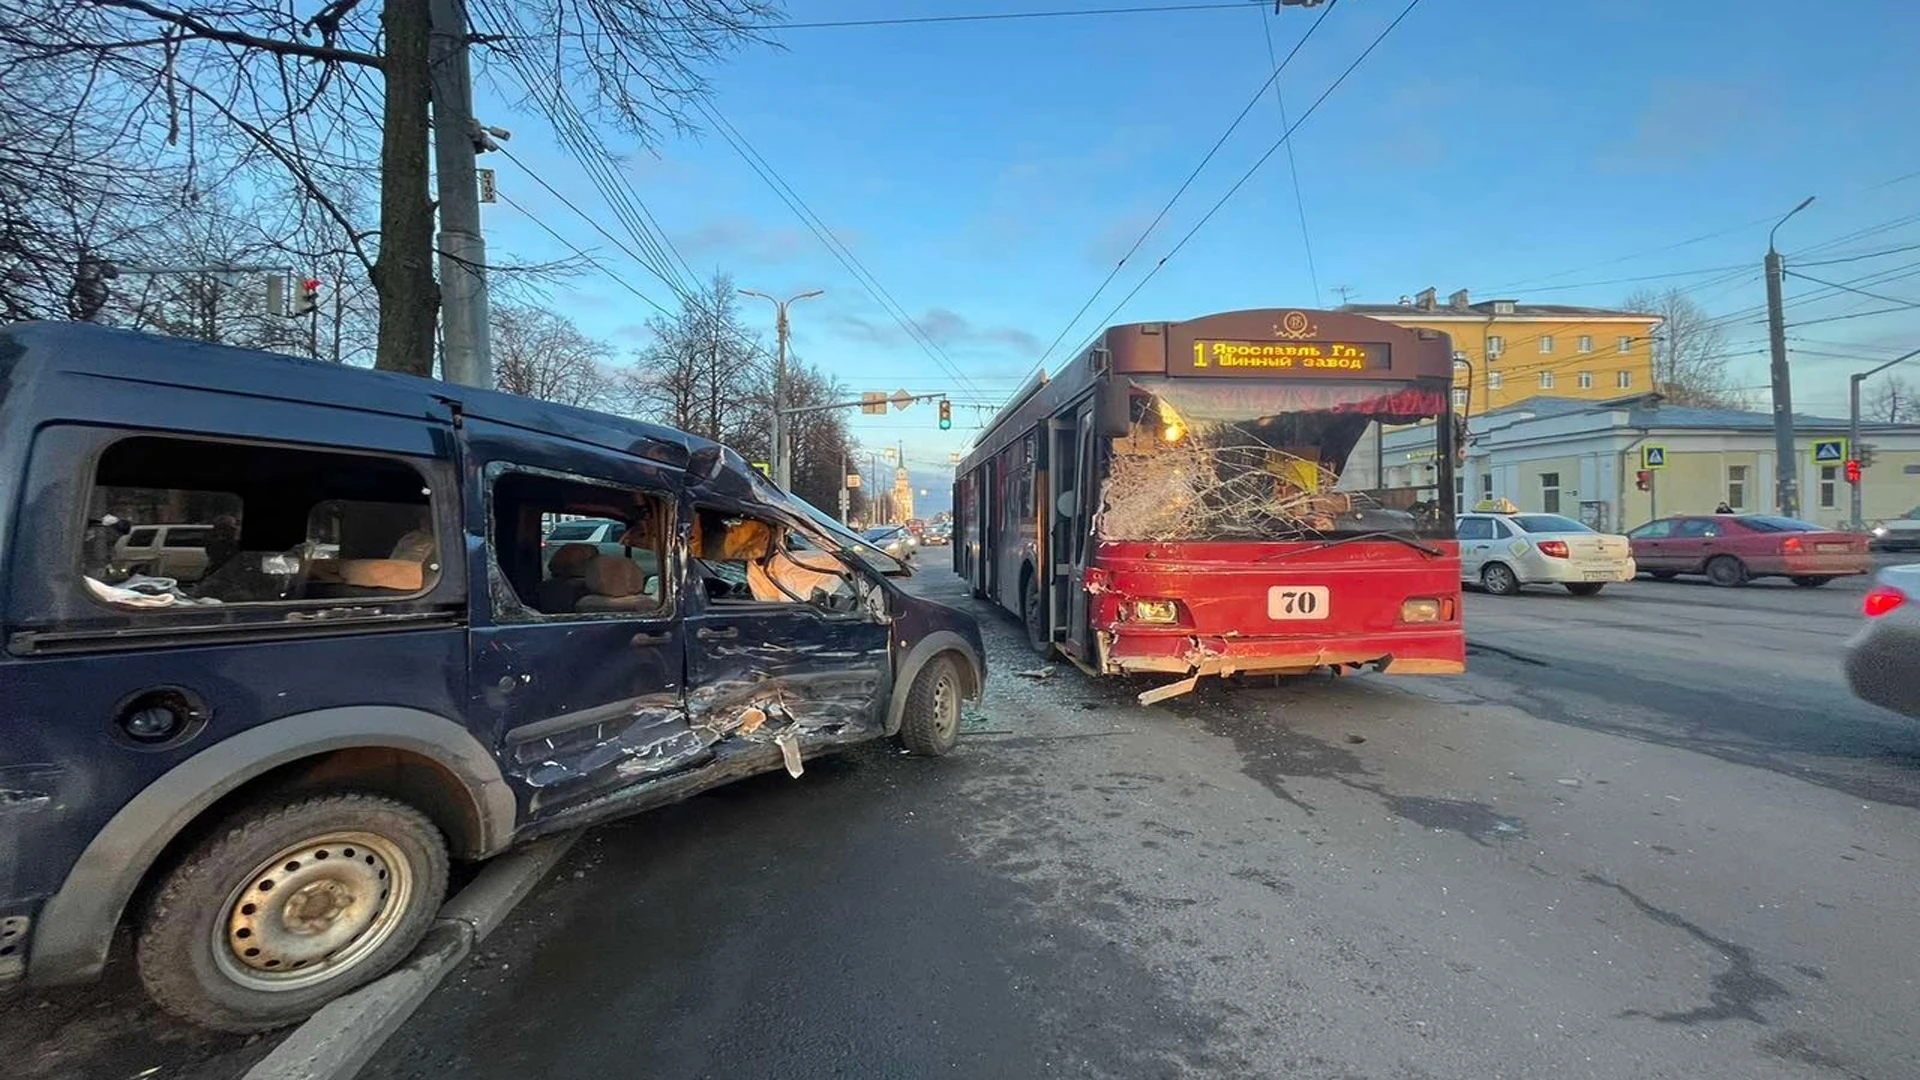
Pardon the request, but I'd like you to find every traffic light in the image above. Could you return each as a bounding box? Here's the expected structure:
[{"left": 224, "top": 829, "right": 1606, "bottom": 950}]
[
  {"left": 938, "top": 398, "right": 952, "bottom": 430},
  {"left": 1845, "top": 458, "right": 1862, "bottom": 484},
  {"left": 1635, "top": 470, "right": 1652, "bottom": 491},
  {"left": 1856, "top": 443, "right": 1876, "bottom": 469},
  {"left": 291, "top": 278, "right": 321, "bottom": 316}
]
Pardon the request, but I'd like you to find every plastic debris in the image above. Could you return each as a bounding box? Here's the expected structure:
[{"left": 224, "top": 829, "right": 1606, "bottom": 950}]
[
  {"left": 776, "top": 729, "right": 803, "bottom": 778},
  {"left": 1016, "top": 666, "right": 1056, "bottom": 680}
]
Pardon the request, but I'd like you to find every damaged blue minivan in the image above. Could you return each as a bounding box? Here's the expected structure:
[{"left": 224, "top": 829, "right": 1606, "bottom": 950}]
[{"left": 0, "top": 322, "right": 984, "bottom": 1031}]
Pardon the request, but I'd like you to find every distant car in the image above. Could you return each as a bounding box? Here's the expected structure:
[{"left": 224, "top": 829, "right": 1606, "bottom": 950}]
[
  {"left": 1627, "top": 514, "right": 1872, "bottom": 587},
  {"left": 113, "top": 522, "right": 218, "bottom": 582},
  {"left": 922, "top": 525, "right": 950, "bottom": 547},
  {"left": 1845, "top": 564, "right": 1920, "bottom": 720},
  {"left": 1456, "top": 512, "right": 1636, "bottom": 596},
  {"left": 1870, "top": 507, "right": 1920, "bottom": 552},
  {"left": 862, "top": 526, "right": 914, "bottom": 560},
  {"left": 540, "top": 516, "right": 661, "bottom": 585}
]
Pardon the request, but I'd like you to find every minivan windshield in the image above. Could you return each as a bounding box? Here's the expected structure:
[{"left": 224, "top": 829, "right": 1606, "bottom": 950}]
[{"left": 791, "top": 497, "right": 912, "bottom": 576}]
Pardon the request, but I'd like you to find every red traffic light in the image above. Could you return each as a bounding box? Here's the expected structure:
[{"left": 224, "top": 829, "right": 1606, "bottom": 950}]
[
  {"left": 1845, "top": 459, "right": 1862, "bottom": 484},
  {"left": 1634, "top": 470, "right": 1652, "bottom": 491}
]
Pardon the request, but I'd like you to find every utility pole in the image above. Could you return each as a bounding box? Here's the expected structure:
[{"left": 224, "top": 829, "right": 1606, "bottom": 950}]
[
  {"left": 429, "top": 0, "right": 493, "bottom": 389},
  {"left": 741, "top": 288, "right": 823, "bottom": 489},
  {"left": 1849, "top": 345, "right": 1920, "bottom": 528},
  {"left": 1765, "top": 195, "right": 1815, "bottom": 517}
]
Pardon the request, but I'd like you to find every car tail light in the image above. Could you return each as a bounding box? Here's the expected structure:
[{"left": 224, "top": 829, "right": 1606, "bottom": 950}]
[
  {"left": 1781, "top": 536, "right": 1803, "bottom": 554},
  {"left": 1863, "top": 585, "right": 1906, "bottom": 618},
  {"left": 1537, "top": 540, "right": 1569, "bottom": 558}
]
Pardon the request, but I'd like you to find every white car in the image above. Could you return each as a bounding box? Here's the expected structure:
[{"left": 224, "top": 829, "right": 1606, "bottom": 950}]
[
  {"left": 1457, "top": 512, "right": 1637, "bottom": 597},
  {"left": 1870, "top": 507, "right": 1920, "bottom": 552},
  {"left": 1845, "top": 564, "right": 1920, "bottom": 720}
]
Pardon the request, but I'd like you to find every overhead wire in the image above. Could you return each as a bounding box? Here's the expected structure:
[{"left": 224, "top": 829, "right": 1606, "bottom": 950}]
[
  {"left": 494, "top": 189, "right": 673, "bottom": 314},
  {"left": 683, "top": 96, "right": 995, "bottom": 403},
  {"left": 1055, "top": 0, "right": 1425, "bottom": 369},
  {"left": 1258, "top": 2, "right": 1319, "bottom": 306},
  {"left": 1028, "top": 0, "right": 1343, "bottom": 373}
]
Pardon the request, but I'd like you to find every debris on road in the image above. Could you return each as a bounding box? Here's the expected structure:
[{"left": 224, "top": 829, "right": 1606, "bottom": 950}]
[{"left": 1016, "top": 666, "right": 1057, "bottom": 680}]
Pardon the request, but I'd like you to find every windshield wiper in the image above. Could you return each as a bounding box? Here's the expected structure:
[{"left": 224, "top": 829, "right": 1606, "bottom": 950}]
[{"left": 1259, "top": 530, "right": 1444, "bottom": 562}]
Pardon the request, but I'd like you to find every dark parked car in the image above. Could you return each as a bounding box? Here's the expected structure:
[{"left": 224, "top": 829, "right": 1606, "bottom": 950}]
[
  {"left": 0, "top": 322, "right": 984, "bottom": 1032},
  {"left": 1626, "top": 513, "right": 1872, "bottom": 587}
]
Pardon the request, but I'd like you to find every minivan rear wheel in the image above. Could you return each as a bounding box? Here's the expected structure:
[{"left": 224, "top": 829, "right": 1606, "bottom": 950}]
[{"left": 135, "top": 792, "right": 449, "bottom": 1033}]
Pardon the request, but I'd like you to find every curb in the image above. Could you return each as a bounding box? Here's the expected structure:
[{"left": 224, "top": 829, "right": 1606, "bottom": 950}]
[{"left": 243, "top": 831, "right": 583, "bottom": 1080}]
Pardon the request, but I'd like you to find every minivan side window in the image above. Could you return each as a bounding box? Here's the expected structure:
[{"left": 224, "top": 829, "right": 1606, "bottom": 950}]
[
  {"left": 84, "top": 435, "right": 439, "bottom": 609},
  {"left": 489, "top": 470, "right": 670, "bottom": 619}
]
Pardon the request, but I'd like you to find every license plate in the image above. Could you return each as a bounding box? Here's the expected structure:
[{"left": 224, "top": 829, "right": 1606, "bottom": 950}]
[
  {"left": 1267, "top": 585, "right": 1330, "bottom": 620},
  {"left": 1817, "top": 543, "right": 1852, "bottom": 553},
  {"left": 1583, "top": 570, "right": 1615, "bottom": 581}
]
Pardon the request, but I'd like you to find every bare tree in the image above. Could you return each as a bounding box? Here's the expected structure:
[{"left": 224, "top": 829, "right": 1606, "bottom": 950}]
[
  {"left": 1864, "top": 374, "right": 1920, "bottom": 423},
  {"left": 1623, "top": 288, "right": 1739, "bottom": 407},
  {"left": 624, "top": 272, "right": 767, "bottom": 451},
  {"left": 492, "top": 303, "right": 616, "bottom": 408},
  {"left": 1, "top": 0, "right": 777, "bottom": 377}
]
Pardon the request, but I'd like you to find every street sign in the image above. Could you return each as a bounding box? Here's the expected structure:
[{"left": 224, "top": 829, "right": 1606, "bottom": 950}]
[
  {"left": 948, "top": 452, "right": 961, "bottom": 465},
  {"left": 477, "top": 168, "right": 497, "bottom": 204},
  {"left": 1641, "top": 445, "right": 1667, "bottom": 470},
  {"left": 890, "top": 389, "right": 913, "bottom": 411},
  {"left": 845, "top": 474, "right": 861, "bottom": 489},
  {"left": 861, "top": 391, "right": 887, "bottom": 416},
  {"left": 884, "top": 447, "right": 897, "bottom": 462},
  {"left": 1812, "top": 438, "right": 1847, "bottom": 464}
]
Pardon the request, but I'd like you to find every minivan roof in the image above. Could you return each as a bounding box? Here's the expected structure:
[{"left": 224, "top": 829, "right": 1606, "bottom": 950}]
[{"left": 0, "top": 321, "right": 713, "bottom": 472}]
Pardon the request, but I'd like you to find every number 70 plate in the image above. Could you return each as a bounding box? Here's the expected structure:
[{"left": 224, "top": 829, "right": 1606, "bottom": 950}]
[{"left": 1267, "top": 585, "right": 1331, "bottom": 620}]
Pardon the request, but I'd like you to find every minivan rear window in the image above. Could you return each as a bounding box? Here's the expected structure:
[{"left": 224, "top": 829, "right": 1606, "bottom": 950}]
[{"left": 85, "top": 435, "right": 439, "bottom": 609}]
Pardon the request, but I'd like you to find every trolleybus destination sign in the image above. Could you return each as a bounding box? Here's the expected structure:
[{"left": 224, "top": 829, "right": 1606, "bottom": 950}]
[{"left": 1175, "top": 339, "right": 1390, "bottom": 376}]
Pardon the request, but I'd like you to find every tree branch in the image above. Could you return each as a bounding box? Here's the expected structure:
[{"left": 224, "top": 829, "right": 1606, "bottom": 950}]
[{"left": 87, "top": 0, "right": 383, "bottom": 67}]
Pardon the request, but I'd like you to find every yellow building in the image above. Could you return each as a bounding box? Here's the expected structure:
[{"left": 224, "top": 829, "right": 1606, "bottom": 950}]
[{"left": 1344, "top": 288, "right": 1661, "bottom": 414}]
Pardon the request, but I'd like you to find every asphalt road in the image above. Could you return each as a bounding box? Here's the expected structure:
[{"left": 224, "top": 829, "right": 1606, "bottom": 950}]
[
  {"left": 361, "top": 564, "right": 1919, "bottom": 1080},
  {"left": 9, "top": 559, "right": 1919, "bottom": 1079}
]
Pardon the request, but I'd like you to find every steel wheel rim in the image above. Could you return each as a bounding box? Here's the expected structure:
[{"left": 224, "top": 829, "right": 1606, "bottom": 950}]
[
  {"left": 931, "top": 671, "right": 960, "bottom": 740},
  {"left": 211, "top": 830, "right": 414, "bottom": 993},
  {"left": 1485, "top": 565, "right": 1514, "bottom": 593}
]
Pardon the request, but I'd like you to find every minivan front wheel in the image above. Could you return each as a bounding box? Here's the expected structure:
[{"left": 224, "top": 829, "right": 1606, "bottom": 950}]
[
  {"left": 136, "top": 792, "right": 449, "bottom": 1033},
  {"left": 898, "top": 653, "right": 964, "bottom": 757}
]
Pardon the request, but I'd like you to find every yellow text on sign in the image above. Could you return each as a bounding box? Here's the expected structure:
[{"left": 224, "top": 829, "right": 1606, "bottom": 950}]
[{"left": 1192, "top": 341, "right": 1371, "bottom": 371}]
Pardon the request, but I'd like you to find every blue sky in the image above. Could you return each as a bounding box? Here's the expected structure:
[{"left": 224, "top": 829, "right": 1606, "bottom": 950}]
[{"left": 473, "top": 0, "right": 1920, "bottom": 506}]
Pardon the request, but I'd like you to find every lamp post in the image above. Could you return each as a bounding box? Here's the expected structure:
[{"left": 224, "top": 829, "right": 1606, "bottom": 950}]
[
  {"left": 1765, "top": 195, "right": 1815, "bottom": 516},
  {"left": 740, "top": 287, "right": 823, "bottom": 490}
]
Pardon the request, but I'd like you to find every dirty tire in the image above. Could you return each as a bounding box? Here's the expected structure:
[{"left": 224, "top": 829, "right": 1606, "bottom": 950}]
[
  {"left": 1481, "top": 562, "right": 1520, "bottom": 596},
  {"left": 1022, "top": 573, "right": 1051, "bottom": 656},
  {"left": 135, "top": 792, "right": 449, "bottom": 1033},
  {"left": 899, "top": 653, "right": 963, "bottom": 757},
  {"left": 1790, "top": 575, "right": 1831, "bottom": 588},
  {"left": 1705, "top": 555, "right": 1748, "bottom": 588},
  {"left": 1564, "top": 582, "right": 1605, "bottom": 596}
]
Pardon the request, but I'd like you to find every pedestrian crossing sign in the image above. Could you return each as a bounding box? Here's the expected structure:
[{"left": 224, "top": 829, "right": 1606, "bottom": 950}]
[
  {"left": 1641, "top": 445, "right": 1667, "bottom": 470},
  {"left": 1812, "top": 438, "right": 1847, "bottom": 464}
]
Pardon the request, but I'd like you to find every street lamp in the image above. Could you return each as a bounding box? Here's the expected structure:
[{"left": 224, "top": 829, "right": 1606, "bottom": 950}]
[
  {"left": 1764, "top": 195, "right": 1815, "bottom": 516},
  {"left": 741, "top": 287, "right": 824, "bottom": 491}
]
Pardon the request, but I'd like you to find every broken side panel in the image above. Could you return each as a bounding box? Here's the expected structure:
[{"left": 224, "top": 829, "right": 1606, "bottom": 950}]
[{"left": 682, "top": 604, "right": 892, "bottom": 762}]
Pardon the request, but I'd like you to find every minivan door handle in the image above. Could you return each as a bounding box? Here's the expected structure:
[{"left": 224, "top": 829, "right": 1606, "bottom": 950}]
[
  {"left": 630, "top": 631, "right": 672, "bottom": 647},
  {"left": 696, "top": 626, "right": 738, "bottom": 641}
]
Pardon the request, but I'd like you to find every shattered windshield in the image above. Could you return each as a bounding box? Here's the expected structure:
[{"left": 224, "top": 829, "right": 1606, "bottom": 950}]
[
  {"left": 790, "top": 496, "right": 912, "bottom": 576},
  {"left": 1098, "top": 379, "right": 1453, "bottom": 543}
]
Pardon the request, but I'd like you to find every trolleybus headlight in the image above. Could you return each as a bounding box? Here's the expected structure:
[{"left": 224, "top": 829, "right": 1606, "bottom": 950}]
[
  {"left": 1132, "top": 598, "right": 1180, "bottom": 623},
  {"left": 1399, "top": 597, "right": 1443, "bottom": 623}
]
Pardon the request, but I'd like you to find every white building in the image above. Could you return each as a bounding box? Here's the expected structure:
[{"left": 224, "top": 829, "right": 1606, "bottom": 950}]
[{"left": 1379, "top": 394, "right": 1920, "bottom": 532}]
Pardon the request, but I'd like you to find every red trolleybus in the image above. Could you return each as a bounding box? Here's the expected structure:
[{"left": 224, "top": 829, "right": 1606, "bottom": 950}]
[{"left": 954, "top": 308, "right": 1464, "bottom": 702}]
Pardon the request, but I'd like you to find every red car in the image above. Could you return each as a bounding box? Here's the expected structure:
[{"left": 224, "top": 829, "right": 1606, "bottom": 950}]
[{"left": 1626, "top": 514, "right": 1873, "bottom": 587}]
